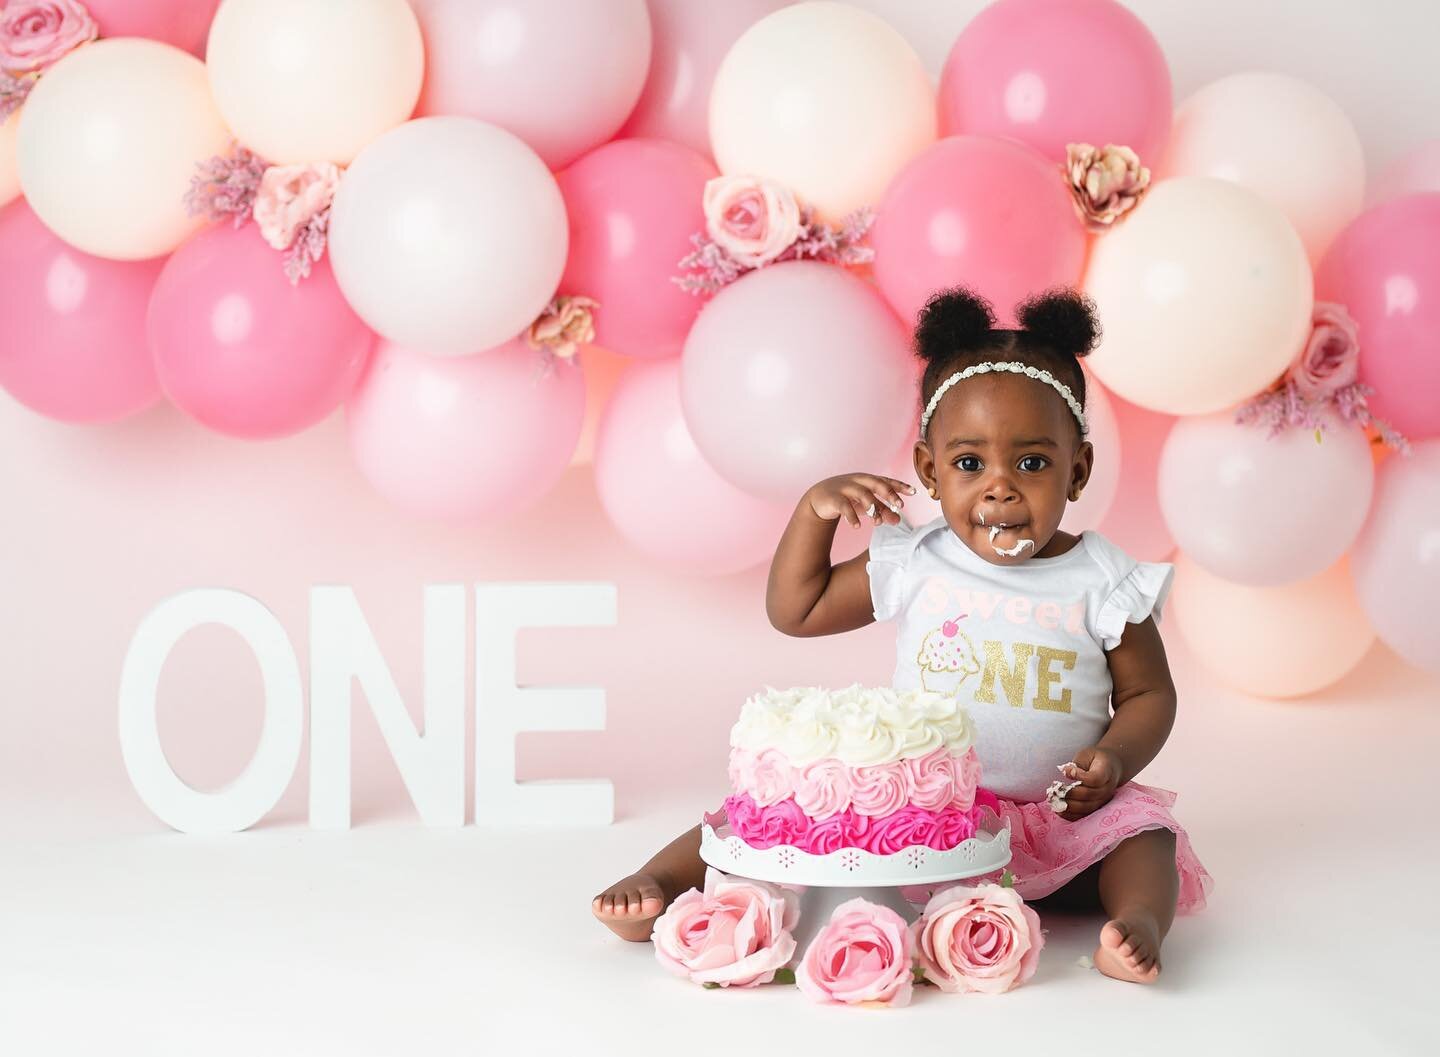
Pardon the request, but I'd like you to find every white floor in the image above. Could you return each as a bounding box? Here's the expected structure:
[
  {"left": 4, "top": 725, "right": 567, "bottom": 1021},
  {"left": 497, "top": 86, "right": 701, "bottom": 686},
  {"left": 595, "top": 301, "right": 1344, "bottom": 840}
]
[{"left": 3, "top": 642, "right": 1437, "bottom": 1057}]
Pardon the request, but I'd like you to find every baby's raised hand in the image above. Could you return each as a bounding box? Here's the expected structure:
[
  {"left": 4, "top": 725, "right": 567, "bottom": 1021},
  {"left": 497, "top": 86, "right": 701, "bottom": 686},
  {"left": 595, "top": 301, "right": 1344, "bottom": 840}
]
[
  {"left": 806, "top": 474, "right": 916, "bottom": 529},
  {"left": 1054, "top": 746, "right": 1124, "bottom": 822}
]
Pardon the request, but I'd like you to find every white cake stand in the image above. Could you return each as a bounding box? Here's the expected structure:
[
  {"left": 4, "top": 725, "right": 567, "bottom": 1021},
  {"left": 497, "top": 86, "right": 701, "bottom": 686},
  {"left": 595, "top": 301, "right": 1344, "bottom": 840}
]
[{"left": 698, "top": 818, "right": 1013, "bottom": 955}]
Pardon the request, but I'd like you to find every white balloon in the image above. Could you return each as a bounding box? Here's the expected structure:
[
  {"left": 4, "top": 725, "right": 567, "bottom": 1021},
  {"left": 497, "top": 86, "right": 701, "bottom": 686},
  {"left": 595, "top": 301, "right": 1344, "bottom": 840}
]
[
  {"left": 1059, "top": 373, "right": 1121, "bottom": 534},
  {"left": 328, "top": 117, "right": 568, "bottom": 356},
  {"left": 207, "top": 0, "right": 423, "bottom": 165},
  {"left": 17, "top": 39, "right": 230, "bottom": 260}
]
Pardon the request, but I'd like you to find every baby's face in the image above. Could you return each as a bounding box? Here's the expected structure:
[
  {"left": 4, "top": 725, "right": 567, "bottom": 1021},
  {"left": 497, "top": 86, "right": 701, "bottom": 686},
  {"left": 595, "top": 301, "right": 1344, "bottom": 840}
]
[{"left": 914, "top": 373, "right": 1092, "bottom": 566}]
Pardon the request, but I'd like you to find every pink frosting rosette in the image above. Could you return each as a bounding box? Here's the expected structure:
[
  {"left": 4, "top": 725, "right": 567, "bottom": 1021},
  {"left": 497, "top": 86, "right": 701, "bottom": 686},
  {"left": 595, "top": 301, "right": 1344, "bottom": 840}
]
[
  {"left": 911, "top": 883, "right": 1044, "bottom": 994},
  {"left": 849, "top": 763, "right": 909, "bottom": 818},
  {"left": 954, "top": 747, "right": 982, "bottom": 811},
  {"left": 904, "top": 748, "right": 958, "bottom": 812},
  {"left": 724, "top": 794, "right": 808, "bottom": 849},
  {"left": 865, "top": 806, "right": 939, "bottom": 855},
  {"left": 792, "top": 757, "right": 853, "bottom": 820},
  {"left": 796, "top": 898, "right": 915, "bottom": 1007},
  {"left": 653, "top": 868, "right": 800, "bottom": 988}
]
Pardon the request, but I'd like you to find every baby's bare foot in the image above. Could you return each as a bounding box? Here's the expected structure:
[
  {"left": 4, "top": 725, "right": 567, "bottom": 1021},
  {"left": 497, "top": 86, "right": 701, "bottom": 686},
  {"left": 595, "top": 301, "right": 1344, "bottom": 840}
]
[
  {"left": 1094, "top": 910, "right": 1162, "bottom": 984},
  {"left": 592, "top": 872, "right": 668, "bottom": 942}
]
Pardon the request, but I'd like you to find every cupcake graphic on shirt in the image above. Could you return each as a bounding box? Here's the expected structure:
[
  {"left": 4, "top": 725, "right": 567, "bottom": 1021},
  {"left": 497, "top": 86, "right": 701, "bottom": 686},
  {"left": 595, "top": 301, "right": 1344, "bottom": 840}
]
[{"left": 916, "top": 615, "right": 981, "bottom": 695}]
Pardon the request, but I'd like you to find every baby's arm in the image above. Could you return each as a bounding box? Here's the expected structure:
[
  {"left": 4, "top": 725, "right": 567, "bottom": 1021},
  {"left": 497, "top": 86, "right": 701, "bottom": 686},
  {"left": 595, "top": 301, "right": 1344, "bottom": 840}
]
[
  {"left": 1096, "top": 616, "right": 1178, "bottom": 786},
  {"left": 765, "top": 473, "right": 914, "bottom": 637}
]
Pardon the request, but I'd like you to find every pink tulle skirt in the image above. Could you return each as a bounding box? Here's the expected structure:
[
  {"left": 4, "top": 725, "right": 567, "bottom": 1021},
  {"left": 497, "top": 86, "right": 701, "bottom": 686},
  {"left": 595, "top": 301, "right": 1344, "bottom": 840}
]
[{"left": 905, "top": 781, "right": 1214, "bottom": 915}]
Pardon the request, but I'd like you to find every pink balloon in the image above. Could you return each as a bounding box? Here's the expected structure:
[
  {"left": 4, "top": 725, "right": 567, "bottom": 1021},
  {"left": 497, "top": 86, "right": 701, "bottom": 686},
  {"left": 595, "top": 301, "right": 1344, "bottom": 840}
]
[
  {"left": 1158, "top": 411, "right": 1374, "bottom": 586},
  {"left": 84, "top": 0, "right": 221, "bottom": 56},
  {"left": 1349, "top": 439, "right": 1440, "bottom": 675},
  {"left": 595, "top": 360, "right": 791, "bottom": 574},
  {"left": 570, "top": 344, "right": 628, "bottom": 466},
  {"left": 871, "top": 136, "right": 1087, "bottom": 329},
  {"left": 1369, "top": 140, "right": 1440, "bottom": 205},
  {"left": 557, "top": 139, "right": 716, "bottom": 360},
  {"left": 1315, "top": 193, "right": 1440, "bottom": 440},
  {"left": 680, "top": 261, "right": 914, "bottom": 502},
  {"left": 1171, "top": 553, "right": 1373, "bottom": 699},
  {"left": 346, "top": 339, "right": 584, "bottom": 520},
  {"left": 618, "top": 0, "right": 790, "bottom": 158},
  {"left": 0, "top": 200, "right": 162, "bottom": 423},
  {"left": 1096, "top": 394, "right": 1175, "bottom": 561},
  {"left": 410, "top": 0, "right": 651, "bottom": 170},
  {"left": 148, "top": 223, "right": 374, "bottom": 439},
  {"left": 939, "top": 0, "right": 1172, "bottom": 164}
]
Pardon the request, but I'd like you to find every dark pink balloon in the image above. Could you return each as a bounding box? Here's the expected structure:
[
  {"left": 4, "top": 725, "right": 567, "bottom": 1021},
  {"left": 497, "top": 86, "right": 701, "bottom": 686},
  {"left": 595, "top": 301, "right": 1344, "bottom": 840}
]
[
  {"left": 1315, "top": 192, "right": 1440, "bottom": 441},
  {"left": 0, "top": 200, "right": 163, "bottom": 423},
  {"left": 939, "top": 0, "right": 1172, "bottom": 165},
  {"left": 148, "top": 223, "right": 375, "bottom": 439},
  {"left": 557, "top": 138, "right": 717, "bottom": 360},
  {"left": 871, "top": 136, "right": 1087, "bottom": 329},
  {"left": 85, "top": 0, "right": 222, "bottom": 57}
]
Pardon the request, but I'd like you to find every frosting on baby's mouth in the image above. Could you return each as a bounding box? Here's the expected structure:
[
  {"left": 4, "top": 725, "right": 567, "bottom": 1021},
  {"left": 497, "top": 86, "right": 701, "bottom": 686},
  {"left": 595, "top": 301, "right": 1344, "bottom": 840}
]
[{"left": 987, "top": 522, "right": 1035, "bottom": 558}]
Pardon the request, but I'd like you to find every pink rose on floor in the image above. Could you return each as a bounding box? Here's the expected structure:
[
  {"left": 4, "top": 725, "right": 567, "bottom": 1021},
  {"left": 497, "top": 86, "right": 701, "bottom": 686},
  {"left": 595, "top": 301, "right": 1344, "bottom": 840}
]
[
  {"left": 652, "top": 868, "right": 800, "bottom": 988},
  {"left": 850, "top": 763, "right": 909, "bottom": 818},
  {"left": 796, "top": 898, "right": 915, "bottom": 1007},
  {"left": 0, "top": 0, "right": 96, "bottom": 74},
  {"left": 252, "top": 162, "right": 342, "bottom": 251},
  {"left": 911, "top": 882, "right": 1043, "bottom": 994},
  {"left": 1290, "top": 301, "right": 1360, "bottom": 399},
  {"left": 793, "top": 757, "right": 853, "bottom": 819},
  {"left": 953, "top": 747, "right": 982, "bottom": 811},
  {"left": 1064, "top": 143, "right": 1150, "bottom": 232},
  {"left": 702, "top": 174, "right": 802, "bottom": 267},
  {"left": 904, "top": 749, "right": 957, "bottom": 812},
  {"left": 525, "top": 294, "right": 598, "bottom": 362}
]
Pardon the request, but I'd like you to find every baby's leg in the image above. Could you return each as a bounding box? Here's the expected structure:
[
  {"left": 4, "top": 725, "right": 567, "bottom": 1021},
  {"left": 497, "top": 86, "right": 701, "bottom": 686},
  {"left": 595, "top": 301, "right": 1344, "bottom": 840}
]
[
  {"left": 592, "top": 825, "right": 707, "bottom": 942},
  {"left": 1093, "top": 828, "right": 1179, "bottom": 984}
]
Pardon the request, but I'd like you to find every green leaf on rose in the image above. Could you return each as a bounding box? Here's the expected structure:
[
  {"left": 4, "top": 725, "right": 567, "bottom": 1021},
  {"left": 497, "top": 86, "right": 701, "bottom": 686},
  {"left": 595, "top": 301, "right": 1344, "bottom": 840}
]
[
  {"left": 702, "top": 982, "right": 721, "bottom": 990},
  {"left": 772, "top": 968, "right": 796, "bottom": 985},
  {"left": 1001, "top": 869, "right": 1015, "bottom": 888}
]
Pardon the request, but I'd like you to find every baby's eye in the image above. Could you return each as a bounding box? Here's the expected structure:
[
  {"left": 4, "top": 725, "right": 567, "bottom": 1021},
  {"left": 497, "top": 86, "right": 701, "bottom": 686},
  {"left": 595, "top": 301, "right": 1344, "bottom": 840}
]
[
  {"left": 954, "top": 455, "right": 982, "bottom": 472},
  {"left": 1019, "top": 455, "right": 1049, "bottom": 472}
]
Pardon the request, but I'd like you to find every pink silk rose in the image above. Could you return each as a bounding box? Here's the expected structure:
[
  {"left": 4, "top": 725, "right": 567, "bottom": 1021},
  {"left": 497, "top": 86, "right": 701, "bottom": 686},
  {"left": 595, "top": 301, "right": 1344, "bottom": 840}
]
[
  {"left": 1063, "top": 143, "right": 1150, "bottom": 233},
  {"left": 911, "top": 882, "right": 1043, "bottom": 994},
  {"left": 525, "top": 294, "right": 598, "bottom": 362},
  {"left": 652, "top": 868, "right": 800, "bottom": 988},
  {"left": 796, "top": 898, "right": 915, "bottom": 1007},
  {"left": 253, "top": 162, "right": 342, "bottom": 252},
  {"left": 0, "top": 0, "right": 96, "bottom": 74},
  {"left": 702, "top": 174, "right": 802, "bottom": 268},
  {"left": 1290, "top": 300, "right": 1360, "bottom": 399}
]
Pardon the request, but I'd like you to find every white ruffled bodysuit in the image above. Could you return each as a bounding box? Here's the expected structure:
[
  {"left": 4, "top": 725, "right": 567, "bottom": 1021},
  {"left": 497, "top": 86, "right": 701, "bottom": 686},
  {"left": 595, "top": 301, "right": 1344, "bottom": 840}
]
[{"left": 866, "top": 517, "right": 1173, "bottom": 804}]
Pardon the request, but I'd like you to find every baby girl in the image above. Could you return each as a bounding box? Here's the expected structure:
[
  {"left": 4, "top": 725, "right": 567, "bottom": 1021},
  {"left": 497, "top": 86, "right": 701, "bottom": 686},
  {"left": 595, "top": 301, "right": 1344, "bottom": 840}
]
[{"left": 592, "top": 286, "right": 1213, "bottom": 984}]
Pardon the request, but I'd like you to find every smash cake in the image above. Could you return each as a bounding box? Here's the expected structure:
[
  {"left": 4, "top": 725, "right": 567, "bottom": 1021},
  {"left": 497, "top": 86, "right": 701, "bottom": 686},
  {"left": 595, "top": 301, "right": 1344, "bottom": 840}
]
[{"left": 723, "top": 684, "right": 999, "bottom": 857}]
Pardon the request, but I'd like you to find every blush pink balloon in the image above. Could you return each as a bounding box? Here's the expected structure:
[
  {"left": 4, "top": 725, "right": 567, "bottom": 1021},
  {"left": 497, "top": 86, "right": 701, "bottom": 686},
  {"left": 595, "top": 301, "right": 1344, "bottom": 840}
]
[
  {"left": 680, "top": 261, "right": 915, "bottom": 502},
  {"left": 618, "top": 0, "right": 790, "bottom": 158},
  {"left": 346, "top": 339, "right": 585, "bottom": 520},
  {"left": 571, "top": 344, "right": 628, "bottom": 467},
  {"left": 557, "top": 138, "right": 716, "bottom": 360},
  {"left": 1096, "top": 394, "right": 1175, "bottom": 561},
  {"left": 1369, "top": 141, "right": 1440, "bottom": 205},
  {"left": 939, "top": 0, "right": 1172, "bottom": 164},
  {"left": 595, "top": 360, "right": 791, "bottom": 575},
  {"left": 871, "top": 136, "right": 1087, "bottom": 329},
  {"left": 0, "top": 200, "right": 162, "bottom": 423},
  {"left": 1315, "top": 193, "right": 1440, "bottom": 440},
  {"left": 1158, "top": 411, "right": 1374, "bottom": 587},
  {"left": 148, "top": 223, "right": 374, "bottom": 439},
  {"left": 410, "top": 0, "right": 651, "bottom": 171},
  {"left": 85, "top": 0, "right": 221, "bottom": 56},
  {"left": 1349, "top": 439, "right": 1440, "bottom": 675},
  {"left": 1059, "top": 371, "right": 1119, "bottom": 534}
]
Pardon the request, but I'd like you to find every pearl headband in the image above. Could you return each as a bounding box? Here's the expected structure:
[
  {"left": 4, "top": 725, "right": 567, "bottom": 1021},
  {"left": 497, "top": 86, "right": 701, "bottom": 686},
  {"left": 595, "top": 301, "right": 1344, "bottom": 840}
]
[{"left": 919, "top": 361, "right": 1088, "bottom": 438}]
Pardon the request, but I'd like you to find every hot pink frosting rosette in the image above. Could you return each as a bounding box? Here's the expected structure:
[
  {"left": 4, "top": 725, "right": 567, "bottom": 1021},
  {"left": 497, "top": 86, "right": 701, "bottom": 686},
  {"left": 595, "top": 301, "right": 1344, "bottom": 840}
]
[
  {"left": 724, "top": 794, "right": 982, "bottom": 854},
  {"left": 796, "top": 898, "right": 915, "bottom": 1007},
  {"left": 911, "top": 882, "right": 1044, "bottom": 994},
  {"left": 653, "top": 868, "right": 801, "bottom": 988}
]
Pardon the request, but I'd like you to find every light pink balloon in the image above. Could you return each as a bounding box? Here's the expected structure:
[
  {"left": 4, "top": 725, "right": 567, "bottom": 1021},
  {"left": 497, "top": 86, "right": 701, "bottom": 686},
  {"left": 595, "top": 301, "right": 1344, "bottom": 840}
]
[
  {"left": 618, "top": 0, "right": 791, "bottom": 158},
  {"left": 1369, "top": 141, "right": 1440, "bottom": 205},
  {"left": 1315, "top": 193, "right": 1440, "bottom": 440},
  {"left": 0, "top": 200, "right": 162, "bottom": 423},
  {"left": 1096, "top": 394, "right": 1175, "bottom": 561},
  {"left": 1059, "top": 371, "right": 1119, "bottom": 534},
  {"left": 1159, "top": 411, "right": 1374, "bottom": 586},
  {"left": 680, "top": 261, "right": 914, "bottom": 502},
  {"left": 411, "top": 0, "right": 651, "bottom": 170},
  {"left": 1171, "top": 553, "right": 1373, "bottom": 699},
  {"left": 595, "top": 360, "right": 791, "bottom": 575},
  {"left": 85, "top": 0, "right": 221, "bottom": 56},
  {"left": 871, "top": 136, "right": 1087, "bottom": 329},
  {"left": 148, "top": 223, "right": 374, "bottom": 439},
  {"left": 1350, "top": 439, "right": 1440, "bottom": 675},
  {"left": 939, "top": 0, "right": 1172, "bottom": 164},
  {"left": 346, "top": 339, "right": 585, "bottom": 520},
  {"left": 557, "top": 138, "right": 716, "bottom": 360}
]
